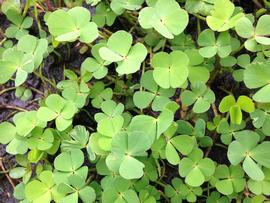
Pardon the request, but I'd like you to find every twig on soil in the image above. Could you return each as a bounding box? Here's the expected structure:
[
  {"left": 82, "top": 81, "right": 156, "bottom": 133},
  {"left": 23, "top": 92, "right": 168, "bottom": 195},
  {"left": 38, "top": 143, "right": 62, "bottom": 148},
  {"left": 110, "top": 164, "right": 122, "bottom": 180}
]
[
  {"left": 0, "top": 37, "right": 7, "bottom": 46},
  {"left": 0, "top": 87, "right": 16, "bottom": 96},
  {"left": 0, "top": 105, "right": 29, "bottom": 112},
  {"left": 1, "top": 111, "right": 18, "bottom": 122},
  {"left": 252, "top": 0, "right": 263, "bottom": 8},
  {"left": 33, "top": 71, "right": 58, "bottom": 90},
  {"left": 0, "top": 157, "right": 16, "bottom": 189},
  {"left": 211, "top": 103, "right": 218, "bottom": 117}
]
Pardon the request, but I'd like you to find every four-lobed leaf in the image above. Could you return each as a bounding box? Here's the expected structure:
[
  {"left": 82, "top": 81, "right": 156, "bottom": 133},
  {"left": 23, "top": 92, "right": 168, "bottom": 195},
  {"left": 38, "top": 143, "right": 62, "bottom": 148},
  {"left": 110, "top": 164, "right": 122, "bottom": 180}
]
[
  {"left": 46, "top": 7, "right": 98, "bottom": 43},
  {"left": 138, "top": 0, "right": 188, "bottom": 39},
  {"left": 236, "top": 15, "right": 270, "bottom": 51},
  {"left": 151, "top": 50, "right": 189, "bottom": 89},
  {"left": 198, "top": 29, "right": 232, "bottom": 58},
  {"left": 99, "top": 30, "right": 147, "bottom": 74},
  {"left": 228, "top": 130, "right": 270, "bottom": 181},
  {"left": 206, "top": 0, "right": 244, "bottom": 32}
]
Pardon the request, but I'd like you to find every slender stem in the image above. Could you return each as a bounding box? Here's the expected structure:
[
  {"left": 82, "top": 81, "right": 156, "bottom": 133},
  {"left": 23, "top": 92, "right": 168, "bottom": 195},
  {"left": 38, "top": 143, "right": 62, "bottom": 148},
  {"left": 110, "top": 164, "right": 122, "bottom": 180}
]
[
  {"left": 80, "top": 109, "right": 95, "bottom": 122},
  {"left": 0, "top": 105, "right": 28, "bottom": 112},
  {"left": 232, "top": 43, "right": 245, "bottom": 55},
  {"left": 33, "top": 71, "right": 57, "bottom": 89},
  {"left": 256, "top": 8, "right": 268, "bottom": 17},
  {"left": 159, "top": 190, "right": 170, "bottom": 203},
  {"left": 140, "top": 62, "right": 145, "bottom": 92},
  {"left": 211, "top": 103, "right": 218, "bottom": 117},
  {"left": 22, "top": 0, "right": 30, "bottom": 17},
  {"left": 34, "top": 3, "right": 42, "bottom": 33},
  {"left": 0, "top": 87, "right": 16, "bottom": 96},
  {"left": 252, "top": 0, "right": 263, "bottom": 7},
  {"left": 192, "top": 13, "right": 206, "bottom": 21},
  {"left": 155, "top": 180, "right": 167, "bottom": 188},
  {"left": 0, "top": 157, "right": 15, "bottom": 189},
  {"left": 0, "top": 37, "right": 7, "bottom": 46},
  {"left": 27, "top": 86, "right": 44, "bottom": 95},
  {"left": 197, "top": 18, "right": 201, "bottom": 37},
  {"left": 215, "top": 143, "right": 228, "bottom": 149}
]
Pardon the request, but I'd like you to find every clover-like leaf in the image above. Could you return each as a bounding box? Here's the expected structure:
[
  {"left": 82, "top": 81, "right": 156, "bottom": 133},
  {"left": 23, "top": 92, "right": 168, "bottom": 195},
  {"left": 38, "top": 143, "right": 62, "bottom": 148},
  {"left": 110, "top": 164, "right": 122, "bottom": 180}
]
[
  {"left": 89, "top": 81, "right": 113, "bottom": 108},
  {"left": 92, "top": 2, "right": 116, "bottom": 27},
  {"left": 236, "top": 15, "right": 270, "bottom": 49},
  {"left": 206, "top": 191, "right": 230, "bottom": 203},
  {"left": 138, "top": 0, "right": 188, "bottom": 39},
  {"left": 217, "top": 118, "right": 246, "bottom": 145},
  {"left": 37, "top": 94, "right": 78, "bottom": 131},
  {"left": 219, "top": 95, "right": 254, "bottom": 124},
  {"left": 5, "top": 9, "right": 33, "bottom": 39},
  {"left": 181, "top": 83, "right": 215, "bottom": 113},
  {"left": 81, "top": 43, "right": 110, "bottom": 79},
  {"left": 46, "top": 7, "right": 98, "bottom": 43},
  {"left": 166, "top": 134, "right": 196, "bottom": 165},
  {"left": 99, "top": 30, "right": 147, "bottom": 74},
  {"left": 228, "top": 130, "right": 270, "bottom": 181},
  {"left": 25, "top": 171, "right": 59, "bottom": 203},
  {"left": 206, "top": 0, "right": 244, "bottom": 32},
  {"left": 28, "top": 128, "right": 54, "bottom": 151},
  {"left": 133, "top": 70, "right": 175, "bottom": 111},
  {"left": 251, "top": 108, "right": 270, "bottom": 135},
  {"left": 165, "top": 177, "right": 203, "bottom": 203},
  {"left": 0, "top": 117, "right": 31, "bottom": 154},
  {"left": 185, "top": 0, "right": 214, "bottom": 16},
  {"left": 198, "top": 29, "right": 232, "bottom": 58},
  {"left": 128, "top": 107, "right": 175, "bottom": 143},
  {"left": 151, "top": 50, "right": 189, "bottom": 89},
  {"left": 0, "top": 34, "right": 48, "bottom": 86},
  {"left": 248, "top": 168, "right": 270, "bottom": 196},
  {"left": 110, "top": 0, "right": 144, "bottom": 14},
  {"left": 106, "top": 131, "right": 152, "bottom": 179},
  {"left": 102, "top": 177, "right": 140, "bottom": 203},
  {"left": 185, "top": 49, "right": 210, "bottom": 85},
  {"left": 179, "top": 148, "right": 215, "bottom": 187},
  {"left": 244, "top": 61, "right": 270, "bottom": 103},
  {"left": 54, "top": 149, "right": 88, "bottom": 185},
  {"left": 212, "top": 164, "right": 245, "bottom": 195},
  {"left": 57, "top": 174, "right": 96, "bottom": 203},
  {"left": 0, "top": 122, "right": 17, "bottom": 145}
]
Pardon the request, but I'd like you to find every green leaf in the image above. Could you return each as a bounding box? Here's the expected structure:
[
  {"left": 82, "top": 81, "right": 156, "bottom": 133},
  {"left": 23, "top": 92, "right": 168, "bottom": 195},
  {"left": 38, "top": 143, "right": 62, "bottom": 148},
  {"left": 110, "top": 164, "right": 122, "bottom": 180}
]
[
  {"left": 46, "top": 7, "right": 98, "bottom": 43},
  {"left": 236, "top": 96, "right": 255, "bottom": 113},
  {"left": 230, "top": 106, "right": 242, "bottom": 125},
  {"left": 37, "top": 107, "right": 58, "bottom": 121},
  {"left": 54, "top": 149, "right": 84, "bottom": 172},
  {"left": 0, "top": 122, "right": 16, "bottom": 144},
  {"left": 152, "top": 51, "right": 189, "bottom": 88},
  {"left": 235, "top": 17, "right": 254, "bottom": 38},
  {"left": 171, "top": 135, "right": 196, "bottom": 155},
  {"left": 99, "top": 31, "right": 147, "bottom": 74},
  {"left": 244, "top": 61, "right": 270, "bottom": 102},
  {"left": 179, "top": 149, "right": 215, "bottom": 187},
  {"left": 119, "top": 156, "right": 145, "bottom": 179},
  {"left": 228, "top": 131, "right": 270, "bottom": 181},
  {"left": 110, "top": 0, "right": 144, "bottom": 15},
  {"left": 138, "top": 0, "right": 188, "bottom": 39},
  {"left": 165, "top": 142, "right": 180, "bottom": 165},
  {"left": 25, "top": 171, "right": 54, "bottom": 202},
  {"left": 198, "top": 29, "right": 232, "bottom": 58},
  {"left": 186, "top": 167, "right": 205, "bottom": 187},
  {"left": 206, "top": 0, "right": 244, "bottom": 32},
  {"left": 255, "top": 15, "right": 270, "bottom": 45},
  {"left": 243, "top": 156, "right": 265, "bottom": 181}
]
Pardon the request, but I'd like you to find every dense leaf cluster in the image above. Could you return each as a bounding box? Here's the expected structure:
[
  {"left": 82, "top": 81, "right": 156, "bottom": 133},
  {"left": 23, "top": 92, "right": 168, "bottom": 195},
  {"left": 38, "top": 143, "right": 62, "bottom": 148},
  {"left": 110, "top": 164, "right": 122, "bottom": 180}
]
[{"left": 1, "top": 0, "right": 270, "bottom": 202}]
